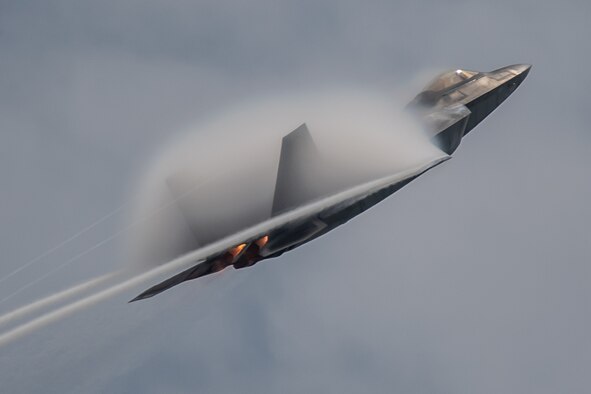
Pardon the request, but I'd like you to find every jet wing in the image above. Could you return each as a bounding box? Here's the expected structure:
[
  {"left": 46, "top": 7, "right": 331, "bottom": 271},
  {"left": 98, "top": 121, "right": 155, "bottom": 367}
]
[
  {"left": 129, "top": 258, "right": 217, "bottom": 302},
  {"left": 130, "top": 154, "right": 449, "bottom": 302}
]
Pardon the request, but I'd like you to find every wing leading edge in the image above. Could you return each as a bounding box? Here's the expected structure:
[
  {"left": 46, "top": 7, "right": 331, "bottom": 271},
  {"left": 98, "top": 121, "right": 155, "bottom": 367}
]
[{"left": 129, "top": 153, "right": 449, "bottom": 302}]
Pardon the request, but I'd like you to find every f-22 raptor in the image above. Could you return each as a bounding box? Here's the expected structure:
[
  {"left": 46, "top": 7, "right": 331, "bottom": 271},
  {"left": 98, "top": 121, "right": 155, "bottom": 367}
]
[{"left": 131, "top": 64, "right": 531, "bottom": 302}]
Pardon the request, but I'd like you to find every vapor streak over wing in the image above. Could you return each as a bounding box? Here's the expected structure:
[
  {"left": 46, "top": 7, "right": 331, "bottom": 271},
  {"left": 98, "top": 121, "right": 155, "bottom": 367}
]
[{"left": 0, "top": 273, "right": 117, "bottom": 329}]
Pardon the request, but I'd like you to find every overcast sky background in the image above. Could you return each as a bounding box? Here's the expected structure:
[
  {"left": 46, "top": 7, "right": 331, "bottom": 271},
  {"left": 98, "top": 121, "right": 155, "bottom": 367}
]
[{"left": 1, "top": 1, "right": 590, "bottom": 393}]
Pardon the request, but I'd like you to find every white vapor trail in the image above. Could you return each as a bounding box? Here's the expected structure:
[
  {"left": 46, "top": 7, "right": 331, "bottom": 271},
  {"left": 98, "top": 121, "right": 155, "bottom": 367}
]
[
  {"left": 0, "top": 248, "right": 205, "bottom": 347},
  {"left": 0, "top": 203, "right": 127, "bottom": 286},
  {"left": 0, "top": 176, "right": 216, "bottom": 309},
  {"left": 0, "top": 273, "right": 117, "bottom": 329}
]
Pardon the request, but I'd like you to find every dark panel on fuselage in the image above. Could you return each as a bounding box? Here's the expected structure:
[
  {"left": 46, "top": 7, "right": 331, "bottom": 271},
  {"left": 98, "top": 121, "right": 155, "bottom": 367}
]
[{"left": 463, "top": 78, "right": 520, "bottom": 135}]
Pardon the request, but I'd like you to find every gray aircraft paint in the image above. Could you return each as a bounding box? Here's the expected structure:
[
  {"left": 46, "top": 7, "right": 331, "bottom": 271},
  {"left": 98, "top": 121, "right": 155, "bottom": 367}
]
[{"left": 131, "top": 64, "right": 530, "bottom": 301}]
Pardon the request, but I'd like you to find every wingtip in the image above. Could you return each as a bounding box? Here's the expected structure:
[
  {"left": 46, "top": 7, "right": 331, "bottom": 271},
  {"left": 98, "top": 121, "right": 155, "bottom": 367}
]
[{"left": 128, "top": 293, "right": 150, "bottom": 303}]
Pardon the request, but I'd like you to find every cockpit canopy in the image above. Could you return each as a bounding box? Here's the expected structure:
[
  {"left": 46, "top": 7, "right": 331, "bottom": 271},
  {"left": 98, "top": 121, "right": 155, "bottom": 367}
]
[{"left": 424, "top": 69, "right": 478, "bottom": 92}]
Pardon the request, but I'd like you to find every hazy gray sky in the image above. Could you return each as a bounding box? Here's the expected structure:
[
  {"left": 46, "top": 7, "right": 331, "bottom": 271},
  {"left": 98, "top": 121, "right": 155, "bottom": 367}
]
[{"left": 1, "top": 1, "right": 590, "bottom": 393}]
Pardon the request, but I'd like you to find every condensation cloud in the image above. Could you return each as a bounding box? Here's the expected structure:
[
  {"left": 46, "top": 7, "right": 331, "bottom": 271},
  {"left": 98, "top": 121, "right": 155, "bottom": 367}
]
[{"left": 128, "top": 91, "right": 443, "bottom": 270}]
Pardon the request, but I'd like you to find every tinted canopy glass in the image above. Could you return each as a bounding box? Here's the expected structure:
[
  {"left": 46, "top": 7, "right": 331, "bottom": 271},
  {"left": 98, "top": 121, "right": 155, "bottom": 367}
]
[{"left": 425, "top": 69, "right": 478, "bottom": 92}]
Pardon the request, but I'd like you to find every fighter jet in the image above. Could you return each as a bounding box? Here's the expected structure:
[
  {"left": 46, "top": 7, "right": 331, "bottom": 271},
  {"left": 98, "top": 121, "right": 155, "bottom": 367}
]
[{"left": 130, "top": 64, "right": 531, "bottom": 302}]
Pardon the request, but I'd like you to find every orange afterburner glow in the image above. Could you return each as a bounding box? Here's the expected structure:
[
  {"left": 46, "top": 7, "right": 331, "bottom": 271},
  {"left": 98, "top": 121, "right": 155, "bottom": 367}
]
[
  {"left": 255, "top": 235, "right": 269, "bottom": 248},
  {"left": 229, "top": 243, "right": 247, "bottom": 257}
]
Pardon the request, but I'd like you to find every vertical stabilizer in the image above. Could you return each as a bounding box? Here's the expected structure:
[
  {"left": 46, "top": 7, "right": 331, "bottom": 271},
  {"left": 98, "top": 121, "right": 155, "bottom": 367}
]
[{"left": 271, "top": 124, "right": 323, "bottom": 215}]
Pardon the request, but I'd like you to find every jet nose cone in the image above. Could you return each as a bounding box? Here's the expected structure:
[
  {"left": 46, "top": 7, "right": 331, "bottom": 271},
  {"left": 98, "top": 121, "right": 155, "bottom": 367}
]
[
  {"left": 509, "top": 63, "right": 532, "bottom": 79},
  {"left": 515, "top": 63, "right": 532, "bottom": 77},
  {"left": 505, "top": 64, "right": 532, "bottom": 89}
]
